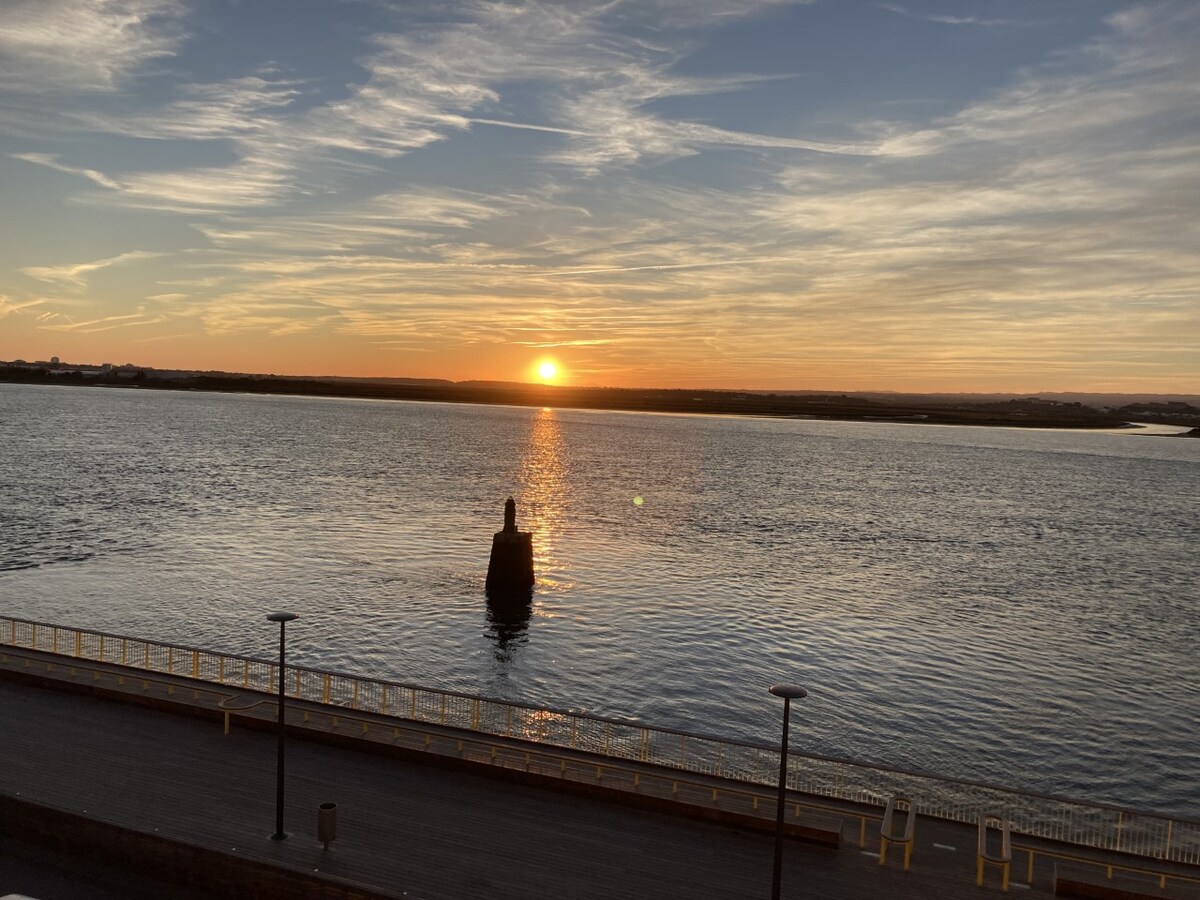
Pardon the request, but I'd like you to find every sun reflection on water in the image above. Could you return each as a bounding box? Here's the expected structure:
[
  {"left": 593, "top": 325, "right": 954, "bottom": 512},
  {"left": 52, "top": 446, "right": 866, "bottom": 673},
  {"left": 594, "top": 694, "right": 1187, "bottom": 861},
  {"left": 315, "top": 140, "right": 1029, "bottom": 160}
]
[
  {"left": 518, "top": 407, "right": 570, "bottom": 590},
  {"left": 484, "top": 407, "right": 573, "bottom": 670}
]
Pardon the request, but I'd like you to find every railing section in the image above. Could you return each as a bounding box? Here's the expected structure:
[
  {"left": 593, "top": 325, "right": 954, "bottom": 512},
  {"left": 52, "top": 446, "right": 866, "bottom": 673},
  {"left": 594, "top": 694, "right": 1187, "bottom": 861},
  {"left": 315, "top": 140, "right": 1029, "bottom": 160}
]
[{"left": 3, "top": 615, "right": 1196, "bottom": 865}]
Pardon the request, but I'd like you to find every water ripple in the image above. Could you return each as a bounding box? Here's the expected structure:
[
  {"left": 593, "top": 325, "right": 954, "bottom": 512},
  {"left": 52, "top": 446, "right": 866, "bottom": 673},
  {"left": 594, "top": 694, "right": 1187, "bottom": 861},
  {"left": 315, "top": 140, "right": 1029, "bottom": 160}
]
[{"left": 0, "top": 384, "right": 1197, "bottom": 816}]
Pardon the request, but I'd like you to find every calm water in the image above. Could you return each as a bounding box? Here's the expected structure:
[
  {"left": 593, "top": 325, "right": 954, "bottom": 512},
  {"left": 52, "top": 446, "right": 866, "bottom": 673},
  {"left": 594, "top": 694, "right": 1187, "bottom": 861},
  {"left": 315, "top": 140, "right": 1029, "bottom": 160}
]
[{"left": 1, "top": 383, "right": 1197, "bottom": 816}]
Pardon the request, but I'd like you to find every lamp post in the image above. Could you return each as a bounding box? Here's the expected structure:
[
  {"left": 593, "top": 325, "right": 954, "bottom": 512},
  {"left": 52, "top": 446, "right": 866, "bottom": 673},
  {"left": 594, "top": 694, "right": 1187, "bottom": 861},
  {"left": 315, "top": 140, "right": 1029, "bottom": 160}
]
[
  {"left": 267, "top": 611, "right": 298, "bottom": 841},
  {"left": 768, "top": 683, "right": 807, "bottom": 900}
]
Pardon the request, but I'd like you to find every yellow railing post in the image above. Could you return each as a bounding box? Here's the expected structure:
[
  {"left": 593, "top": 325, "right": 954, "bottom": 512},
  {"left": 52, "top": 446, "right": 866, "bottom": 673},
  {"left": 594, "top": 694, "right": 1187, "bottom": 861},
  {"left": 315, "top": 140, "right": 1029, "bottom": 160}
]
[
  {"left": 322, "top": 674, "right": 331, "bottom": 704},
  {"left": 471, "top": 699, "right": 480, "bottom": 731},
  {"left": 74, "top": 631, "right": 81, "bottom": 658},
  {"left": 191, "top": 650, "right": 199, "bottom": 678}
]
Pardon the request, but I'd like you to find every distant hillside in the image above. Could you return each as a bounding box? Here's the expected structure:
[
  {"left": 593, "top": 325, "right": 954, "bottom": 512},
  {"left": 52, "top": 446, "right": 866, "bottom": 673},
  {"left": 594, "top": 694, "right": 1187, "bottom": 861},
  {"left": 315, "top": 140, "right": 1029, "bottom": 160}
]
[
  {"left": 1, "top": 360, "right": 1142, "bottom": 430},
  {"left": 766, "top": 389, "right": 1200, "bottom": 408},
  {"left": 299, "top": 375, "right": 454, "bottom": 388}
]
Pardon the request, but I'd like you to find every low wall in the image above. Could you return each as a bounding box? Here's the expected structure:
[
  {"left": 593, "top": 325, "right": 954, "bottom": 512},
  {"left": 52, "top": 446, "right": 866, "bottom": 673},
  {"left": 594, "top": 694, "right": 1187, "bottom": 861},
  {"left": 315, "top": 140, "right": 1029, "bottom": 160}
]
[{"left": 0, "top": 794, "right": 399, "bottom": 900}]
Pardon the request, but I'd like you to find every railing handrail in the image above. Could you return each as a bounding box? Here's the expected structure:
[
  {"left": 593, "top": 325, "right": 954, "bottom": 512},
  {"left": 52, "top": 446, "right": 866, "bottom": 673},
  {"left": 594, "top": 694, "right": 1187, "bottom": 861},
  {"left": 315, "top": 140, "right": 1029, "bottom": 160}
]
[{"left": 3, "top": 613, "right": 1198, "bottom": 835}]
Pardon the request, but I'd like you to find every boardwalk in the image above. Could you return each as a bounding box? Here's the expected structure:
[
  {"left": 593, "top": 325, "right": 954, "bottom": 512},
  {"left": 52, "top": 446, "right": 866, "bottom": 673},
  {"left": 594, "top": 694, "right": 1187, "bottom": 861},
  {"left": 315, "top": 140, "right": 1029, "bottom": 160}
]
[{"left": 0, "top": 648, "right": 1194, "bottom": 900}]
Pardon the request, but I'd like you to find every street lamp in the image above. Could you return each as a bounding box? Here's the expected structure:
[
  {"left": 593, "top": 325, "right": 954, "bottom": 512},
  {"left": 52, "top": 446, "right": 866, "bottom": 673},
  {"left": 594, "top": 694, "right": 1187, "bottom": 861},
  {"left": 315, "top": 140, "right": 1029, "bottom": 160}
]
[
  {"left": 768, "top": 683, "right": 807, "bottom": 900},
  {"left": 267, "top": 611, "right": 298, "bottom": 841}
]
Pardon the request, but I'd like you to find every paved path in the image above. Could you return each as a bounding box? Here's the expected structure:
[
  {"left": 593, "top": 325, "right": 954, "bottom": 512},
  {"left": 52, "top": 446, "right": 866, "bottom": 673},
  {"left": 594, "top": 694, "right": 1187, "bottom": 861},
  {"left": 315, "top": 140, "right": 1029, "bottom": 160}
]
[
  {"left": 2, "top": 648, "right": 1195, "bottom": 900},
  {"left": 1, "top": 676, "right": 1033, "bottom": 900}
]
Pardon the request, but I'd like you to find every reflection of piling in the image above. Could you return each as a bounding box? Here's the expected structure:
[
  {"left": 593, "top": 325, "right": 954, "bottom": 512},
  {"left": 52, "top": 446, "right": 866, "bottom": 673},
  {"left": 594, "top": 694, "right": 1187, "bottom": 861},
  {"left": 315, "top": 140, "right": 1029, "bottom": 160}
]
[{"left": 486, "top": 496, "right": 534, "bottom": 593}]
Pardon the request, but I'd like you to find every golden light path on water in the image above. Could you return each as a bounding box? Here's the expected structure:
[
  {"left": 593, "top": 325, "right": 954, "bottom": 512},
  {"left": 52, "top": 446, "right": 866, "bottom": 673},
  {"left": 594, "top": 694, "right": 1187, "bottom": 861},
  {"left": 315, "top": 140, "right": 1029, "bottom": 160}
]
[
  {"left": 486, "top": 406, "right": 574, "bottom": 670},
  {"left": 519, "top": 408, "right": 569, "bottom": 591},
  {"left": 507, "top": 407, "right": 577, "bottom": 747}
]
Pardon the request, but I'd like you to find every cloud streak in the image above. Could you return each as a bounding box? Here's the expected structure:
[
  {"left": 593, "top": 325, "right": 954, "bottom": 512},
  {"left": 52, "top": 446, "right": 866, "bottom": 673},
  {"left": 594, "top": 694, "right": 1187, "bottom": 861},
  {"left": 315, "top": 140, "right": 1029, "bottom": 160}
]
[
  {"left": 21, "top": 251, "right": 160, "bottom": 289},
  {"left": 0, "top": 0, "right": 184, "bottom": 93},
  {"left": 10, "top": 152, "right": 122, "bottom": 189}
]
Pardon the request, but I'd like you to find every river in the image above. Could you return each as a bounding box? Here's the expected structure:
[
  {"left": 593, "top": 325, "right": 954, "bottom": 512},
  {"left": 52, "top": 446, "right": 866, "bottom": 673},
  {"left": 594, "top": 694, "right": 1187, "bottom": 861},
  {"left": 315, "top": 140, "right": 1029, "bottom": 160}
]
[{"left": 1, "top": 382, "right": 1196, "bottom": 815}]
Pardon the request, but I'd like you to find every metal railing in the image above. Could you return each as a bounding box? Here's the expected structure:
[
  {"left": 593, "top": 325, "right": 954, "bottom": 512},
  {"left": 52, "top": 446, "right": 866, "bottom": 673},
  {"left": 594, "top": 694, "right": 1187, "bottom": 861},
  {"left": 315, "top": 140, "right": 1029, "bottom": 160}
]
[{"left": 3, "top": 614, "right": 1197, "bottom": 865}]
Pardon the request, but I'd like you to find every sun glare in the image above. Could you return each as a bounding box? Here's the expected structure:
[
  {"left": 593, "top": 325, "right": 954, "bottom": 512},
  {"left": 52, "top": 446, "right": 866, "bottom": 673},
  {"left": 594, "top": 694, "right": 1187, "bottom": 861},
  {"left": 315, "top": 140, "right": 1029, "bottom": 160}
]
[{"left": 537, "top": 360, "right": 558, "bottom": 382}]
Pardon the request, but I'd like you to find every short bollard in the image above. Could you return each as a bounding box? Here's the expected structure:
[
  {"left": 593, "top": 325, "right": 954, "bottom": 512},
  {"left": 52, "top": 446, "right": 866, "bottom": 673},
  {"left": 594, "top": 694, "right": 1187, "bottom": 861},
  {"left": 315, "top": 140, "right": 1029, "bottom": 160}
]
[{"left": 318, "top": 802, "right": 337, "bottom": 850}]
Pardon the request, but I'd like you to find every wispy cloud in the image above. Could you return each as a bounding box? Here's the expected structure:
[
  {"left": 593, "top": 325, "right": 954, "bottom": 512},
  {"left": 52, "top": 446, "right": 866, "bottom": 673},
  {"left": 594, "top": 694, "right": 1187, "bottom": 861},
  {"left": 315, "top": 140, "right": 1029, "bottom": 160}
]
[
  {"left": 0, "top": 297, "right": 45, "bottom": 319},
  {"left": 2, "top": 0, "right": 852, "bottom": 214},
  {"left": 879, "top": 4, "right": 1029, "bottom": 28},
  {"left": 10, "top": 152, "right": 122, "bottom": 189},
  {"left": 40, "top": 311, "right": 167, "bottom": 333},
  {"left": 21, "top": 251, "right": 160, "bottom": 289},
  {"left": 0, "top": 0, "right": 185, "bottom": 93}
]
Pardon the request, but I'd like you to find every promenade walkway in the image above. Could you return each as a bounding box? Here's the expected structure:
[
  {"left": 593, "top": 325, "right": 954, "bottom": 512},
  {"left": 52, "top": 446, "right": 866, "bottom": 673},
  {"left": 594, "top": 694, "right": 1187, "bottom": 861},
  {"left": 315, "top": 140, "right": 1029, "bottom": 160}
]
[{"left": 1, "top": 646, "right": 1195, "bottom": 900}]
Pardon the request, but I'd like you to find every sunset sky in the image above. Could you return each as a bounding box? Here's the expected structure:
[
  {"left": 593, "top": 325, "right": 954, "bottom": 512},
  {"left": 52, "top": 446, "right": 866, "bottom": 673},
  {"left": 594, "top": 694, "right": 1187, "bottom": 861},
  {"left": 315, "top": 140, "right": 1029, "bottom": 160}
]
[{"left": 1, "top": 0, "right": 1197, "bottom": 391}]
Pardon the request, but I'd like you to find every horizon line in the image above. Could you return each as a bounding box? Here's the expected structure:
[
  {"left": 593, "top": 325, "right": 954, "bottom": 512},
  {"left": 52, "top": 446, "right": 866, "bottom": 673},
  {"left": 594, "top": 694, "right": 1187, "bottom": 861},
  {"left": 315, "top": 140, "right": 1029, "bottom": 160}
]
[{"left": 2, "top": 356, "right": 1197, "bottom": 400}]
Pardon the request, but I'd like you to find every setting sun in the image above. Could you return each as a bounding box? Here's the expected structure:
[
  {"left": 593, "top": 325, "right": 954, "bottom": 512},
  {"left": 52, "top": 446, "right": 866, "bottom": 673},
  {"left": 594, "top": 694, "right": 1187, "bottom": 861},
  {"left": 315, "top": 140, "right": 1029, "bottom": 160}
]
[{"left": 537, "top": 360, "right": 558, "bottom": 382}]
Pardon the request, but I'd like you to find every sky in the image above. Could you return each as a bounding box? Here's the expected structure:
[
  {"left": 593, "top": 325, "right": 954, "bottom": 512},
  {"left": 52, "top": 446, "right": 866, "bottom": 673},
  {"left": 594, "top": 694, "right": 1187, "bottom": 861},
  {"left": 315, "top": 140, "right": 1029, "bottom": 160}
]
[{"left": 0, "top": 0, "right": 1197, "bottom": 392}]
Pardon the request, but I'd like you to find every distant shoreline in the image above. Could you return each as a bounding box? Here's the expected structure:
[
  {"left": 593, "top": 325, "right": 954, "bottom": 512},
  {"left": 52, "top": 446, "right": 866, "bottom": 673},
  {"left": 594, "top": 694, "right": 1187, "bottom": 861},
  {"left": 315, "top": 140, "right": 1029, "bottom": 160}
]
[{"left": 0, "top": 368, "right": 1142, "bottom": 431}]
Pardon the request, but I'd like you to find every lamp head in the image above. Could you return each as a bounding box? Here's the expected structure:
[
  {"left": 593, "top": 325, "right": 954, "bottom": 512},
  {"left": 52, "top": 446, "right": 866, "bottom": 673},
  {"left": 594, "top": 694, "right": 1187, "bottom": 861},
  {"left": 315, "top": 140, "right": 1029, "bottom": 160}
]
[
  {"left": 266, "top": 611, "right": 299, "bottom": 623},
  {"left": 768, "top": 683, "right": 807, "bottom": 700}
]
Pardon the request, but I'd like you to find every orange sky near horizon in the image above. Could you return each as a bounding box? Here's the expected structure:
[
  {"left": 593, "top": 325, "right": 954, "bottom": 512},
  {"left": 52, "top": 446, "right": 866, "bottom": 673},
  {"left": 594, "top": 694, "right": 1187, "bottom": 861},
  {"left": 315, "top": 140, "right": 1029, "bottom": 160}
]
[{"left": 3, "top": 317, "right": 1194, "bottom": 395}]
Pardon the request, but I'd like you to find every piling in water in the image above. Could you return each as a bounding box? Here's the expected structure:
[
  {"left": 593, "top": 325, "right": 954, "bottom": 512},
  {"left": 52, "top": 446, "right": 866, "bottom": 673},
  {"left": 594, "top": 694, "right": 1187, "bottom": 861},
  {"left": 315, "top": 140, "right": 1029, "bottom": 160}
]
[{"left": 485, "top": 497, "right": 534, "bottom": 594}]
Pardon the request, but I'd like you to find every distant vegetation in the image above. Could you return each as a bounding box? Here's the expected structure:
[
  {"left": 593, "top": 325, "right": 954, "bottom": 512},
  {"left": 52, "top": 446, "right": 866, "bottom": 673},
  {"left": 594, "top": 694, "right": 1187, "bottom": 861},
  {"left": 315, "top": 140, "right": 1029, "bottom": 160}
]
[{"left": 7, "top": 358, "right": 1196, "bottom": 429}]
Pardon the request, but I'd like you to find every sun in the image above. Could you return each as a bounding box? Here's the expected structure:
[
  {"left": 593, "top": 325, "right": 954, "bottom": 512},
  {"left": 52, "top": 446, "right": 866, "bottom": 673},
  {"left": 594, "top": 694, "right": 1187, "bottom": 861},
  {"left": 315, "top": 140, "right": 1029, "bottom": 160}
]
[{"left": 537, "top": 360, "right": 558, "bottom": 382}]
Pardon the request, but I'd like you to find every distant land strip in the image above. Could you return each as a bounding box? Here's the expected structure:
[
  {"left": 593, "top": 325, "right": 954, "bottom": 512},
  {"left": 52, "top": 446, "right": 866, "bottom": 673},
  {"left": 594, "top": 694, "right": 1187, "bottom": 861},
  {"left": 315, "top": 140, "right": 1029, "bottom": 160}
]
[{"left": 5, "top": 361, "right": 1200, "bottom": 431}]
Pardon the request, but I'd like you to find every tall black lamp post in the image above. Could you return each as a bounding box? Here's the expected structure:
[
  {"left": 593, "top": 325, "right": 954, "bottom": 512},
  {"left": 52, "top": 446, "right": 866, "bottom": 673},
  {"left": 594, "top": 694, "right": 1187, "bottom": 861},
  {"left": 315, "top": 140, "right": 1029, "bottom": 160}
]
[
  {"left": 768, "top": 683, "right": 807, "bottom": 900},
  {"left": 267, "top": 611, "right": 298, "bottom": 841}
]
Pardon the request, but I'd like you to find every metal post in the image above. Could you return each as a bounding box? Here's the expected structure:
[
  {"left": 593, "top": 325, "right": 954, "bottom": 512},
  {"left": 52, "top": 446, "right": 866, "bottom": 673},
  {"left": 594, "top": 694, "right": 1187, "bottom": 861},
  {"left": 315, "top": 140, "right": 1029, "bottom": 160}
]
[
  {"left": 769, "top": 683, "right": 807, "bottom": 900},
  {"left": 772, "top": 696, "right": 791, "bottom": 900},
  {"left": 267, "top": 612, "right": 298, "bottom": 841}
]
